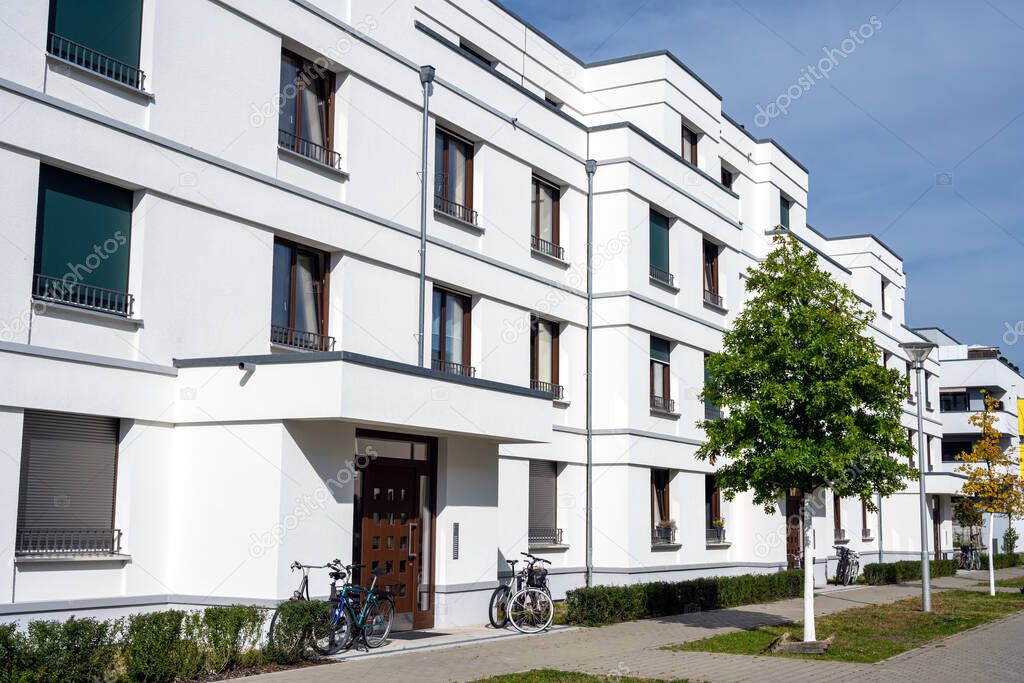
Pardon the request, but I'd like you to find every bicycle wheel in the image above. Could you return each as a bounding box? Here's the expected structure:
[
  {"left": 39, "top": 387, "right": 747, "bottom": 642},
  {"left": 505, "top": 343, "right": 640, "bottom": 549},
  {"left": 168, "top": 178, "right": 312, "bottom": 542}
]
[
  {"left": 507, "top": 587, "right": 553, "bottom": 634},
  {"left": 312, "top": 605, "right": 351, "bottom": 655},
  {"left": 267, "top": 604, "right": 306, "bottom": 658},
  {"left": 488, "top": 585, "right": 511, "bottom": 628},
  {"left": 363, "top": 595, "right": 395, "bottom": 648}
]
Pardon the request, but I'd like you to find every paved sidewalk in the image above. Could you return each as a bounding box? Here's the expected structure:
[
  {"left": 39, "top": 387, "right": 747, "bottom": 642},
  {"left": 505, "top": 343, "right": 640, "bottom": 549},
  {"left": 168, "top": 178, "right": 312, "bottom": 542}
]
[{"left": 250, "top": 567, "right": 1024, "bottom": 683}]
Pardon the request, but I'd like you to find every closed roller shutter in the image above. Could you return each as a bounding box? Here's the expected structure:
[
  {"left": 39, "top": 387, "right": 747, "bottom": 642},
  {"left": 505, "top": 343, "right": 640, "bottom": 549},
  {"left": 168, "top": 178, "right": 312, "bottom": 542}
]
[
  {"left": 17, "top": 410, "right": 119, "bottom": 533},
  {"left": 528, "top": 460, "right": 557, "bottom": 531}
]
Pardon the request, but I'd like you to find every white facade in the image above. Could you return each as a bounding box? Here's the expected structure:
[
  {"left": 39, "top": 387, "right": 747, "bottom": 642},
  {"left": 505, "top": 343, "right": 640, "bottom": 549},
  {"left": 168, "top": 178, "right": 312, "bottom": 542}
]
[{"left": 0, "top": 0, "right": 947, "bottom": 628}]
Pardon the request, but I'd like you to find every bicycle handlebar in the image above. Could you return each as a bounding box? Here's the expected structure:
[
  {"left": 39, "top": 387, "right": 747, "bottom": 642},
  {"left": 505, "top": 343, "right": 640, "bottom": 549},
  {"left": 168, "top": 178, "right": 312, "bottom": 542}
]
[{"left": 520, "top": 552, "right": 551, "bottom": 565}]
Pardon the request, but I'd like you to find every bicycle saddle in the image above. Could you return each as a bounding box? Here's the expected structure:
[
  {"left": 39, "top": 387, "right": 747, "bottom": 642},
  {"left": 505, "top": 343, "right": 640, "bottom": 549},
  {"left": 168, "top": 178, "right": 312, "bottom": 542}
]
[{"left": 371, "top": 566, "right": 390, "bottom": 577}]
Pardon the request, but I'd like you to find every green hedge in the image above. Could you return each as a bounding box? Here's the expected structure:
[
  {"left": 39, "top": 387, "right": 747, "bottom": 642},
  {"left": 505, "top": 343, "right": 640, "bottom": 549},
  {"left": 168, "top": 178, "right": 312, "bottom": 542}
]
[
  {"left": 1, "top": 604, "right": 267, "bottom": 683},
  {"left": 265, "top": 600, "right": 331, "bottom": 664},
  {"left": 564, "top": 570, "right": 804, "bottom": 626},
  {"left": 862, "top": 559, "right": 957, "bottom": 585},
  {"left": 980, "top": 553, "right": 1021, "bottom": 570}
]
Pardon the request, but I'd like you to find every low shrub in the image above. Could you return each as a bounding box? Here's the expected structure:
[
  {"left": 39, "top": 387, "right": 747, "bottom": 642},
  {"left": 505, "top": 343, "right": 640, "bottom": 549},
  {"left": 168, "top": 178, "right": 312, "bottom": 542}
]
[
  {"left": 122, "top": 610, "right": 188, "bottom": 683},
  {"left": 862, "top": 559, "right": 957, "bottom": 585},
  {"left": 563, "top": 569, "right": 803, "bottom": 626},
  {"left": 22, "top": 616, "right": 119, "bottom": 683},
  {"left": 264, "top": 599, "right": 330, "bottom": 664},
  {"left": 980, "top": 553, "right": 1021, "bottom": 570},
  {"left": 187, "top": 605, "right": 265, "bottom": 673}
]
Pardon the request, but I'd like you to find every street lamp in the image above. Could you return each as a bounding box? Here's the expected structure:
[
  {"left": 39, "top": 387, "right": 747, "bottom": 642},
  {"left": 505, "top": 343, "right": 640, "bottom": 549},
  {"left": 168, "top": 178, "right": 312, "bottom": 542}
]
[{"left": 901, "top": 340, "right": 938, "bottom": 612}]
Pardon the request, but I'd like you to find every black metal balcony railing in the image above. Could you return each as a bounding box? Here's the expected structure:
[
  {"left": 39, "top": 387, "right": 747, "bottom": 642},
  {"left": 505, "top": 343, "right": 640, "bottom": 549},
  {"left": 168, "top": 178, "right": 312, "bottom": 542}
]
[
  {"left": 48, "top": 33, "right": 146, "bottom": 90},
  {"left": 649, "top": 264, "right": 675, "bottom": 287},
  {"left": 271, "top": 325, "right": 335, "bottom": 351},
  {"left": 34, "top": 273, "right": 134, "bottom": 317},
  {"left": 16, "top": 528, "right": 121, "bottom": 555},
  {"left": 434, "top": 195, "right": 478, "bottom": 225},
  {"left": 278, "top": 129, "right": 343, "bottom": 169},
  {"left": 528, "top": 527, "right": 563, "bottom": 546},
  {"left": 834, "top": 528, "right": 849, "bottom": 543},
  {"left": 704, "top": 403, "right": 722, "bottom": 421},
  {"left": 652, "top": 525, "right": 677, "bottom": 545},
  {"left": 650, "top": 394, "right": 676, "bottom": 413},
  {"left": 432, "top": 358, "right": 476, "bottom": 377},
  {"left": 703, "top": 289, "right": 724, "bottom": 308},
  {"left": 706, "top": 527, "right": 726, "bottom": 544},
  {"left": 531, "top": 379, "right": 564, "bottom": 400},
  {"left": 531, "top": 234, "right": 565, "bottom": 261}
]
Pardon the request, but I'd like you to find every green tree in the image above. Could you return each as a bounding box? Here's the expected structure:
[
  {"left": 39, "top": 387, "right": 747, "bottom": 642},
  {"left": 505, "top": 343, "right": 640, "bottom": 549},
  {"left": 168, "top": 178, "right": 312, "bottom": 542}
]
[
  {"left": 698, "top": 234, "right": 915, "bottom": 641},
  {"left": 955, "top": 393, "right": 1024, "bottom": 595}
]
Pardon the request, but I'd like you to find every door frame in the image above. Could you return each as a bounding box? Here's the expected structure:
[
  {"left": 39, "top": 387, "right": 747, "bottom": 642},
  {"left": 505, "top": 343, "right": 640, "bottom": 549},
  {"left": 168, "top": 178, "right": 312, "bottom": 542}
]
[{"left": 354, "top": 429, "right": 438, "bottom": 630}]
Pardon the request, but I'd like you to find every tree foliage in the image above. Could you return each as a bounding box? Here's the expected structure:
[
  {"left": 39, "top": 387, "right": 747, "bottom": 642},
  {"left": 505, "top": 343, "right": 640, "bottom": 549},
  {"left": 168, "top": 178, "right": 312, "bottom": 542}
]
[
  {"left": 955, "top": 393, "right": 1024, "bottom": 517},
  {"left": 697, "top": 234, "right": 915, "bottom": 508}
]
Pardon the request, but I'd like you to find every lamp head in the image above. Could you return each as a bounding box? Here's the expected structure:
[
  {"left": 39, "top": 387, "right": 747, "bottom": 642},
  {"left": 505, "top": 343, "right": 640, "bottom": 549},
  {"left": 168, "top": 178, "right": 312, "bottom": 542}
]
[
  {"left": 419, "top": 65, "right": 436, "bottom": 85},
  {"left": 900, "top": 341, "right": 937, "bottom": 365}
]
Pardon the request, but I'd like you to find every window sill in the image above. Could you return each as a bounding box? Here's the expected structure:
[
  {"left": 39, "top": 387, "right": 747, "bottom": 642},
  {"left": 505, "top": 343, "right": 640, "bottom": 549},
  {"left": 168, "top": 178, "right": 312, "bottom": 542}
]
[
  {"left": 651, "top": 543, "right": 681, "bottom": 552},
  {"left": 553, "top": 398, "right": 571, "bottom": 409},
  {"left": 530, "top": 247, "right": 569, "bottom": 268},
  {"left": 46, "top": 53, "right": 154, "bottom": 101},
  {"left": 434, "top": 209, "right": 483, "bottom": 233},
  {"left": 861, "top": 537, "right": 875, "bottom": 543},
  {"left": 15, "top": 553, "right": 132, "bottom": 565},
  {"left": 703, "top": 299, "right": 728, "bottom": 314},
  {"left": 32, "top": 298, "right": 143, "bottom": 329},
  {"left": 705, "top": 541, "right": 732, "bottom": 549},
  {"left": 650, "top": 408, "right": 681, "bottom": 419},
  {"left": 277, "top": 146, "right": 349, "bottom": 180},
  {"left": 528, "top": 543, "right": 569, "bottom": 553},
  {"left": 834, "top": 538, "right": 850, "bottom": 545},
  {"left": 649, "top": 277, "right": 679, "bottom": 293}
]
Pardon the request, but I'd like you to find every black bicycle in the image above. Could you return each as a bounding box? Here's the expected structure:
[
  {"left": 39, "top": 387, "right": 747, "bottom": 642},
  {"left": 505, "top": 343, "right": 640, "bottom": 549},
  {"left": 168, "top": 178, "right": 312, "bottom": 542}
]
[
  {"left": 488, "top": 552, "right": 552, "bottom": 629},
  {"left": 268, "top": 559, "right": 351, "bottom": 656}
]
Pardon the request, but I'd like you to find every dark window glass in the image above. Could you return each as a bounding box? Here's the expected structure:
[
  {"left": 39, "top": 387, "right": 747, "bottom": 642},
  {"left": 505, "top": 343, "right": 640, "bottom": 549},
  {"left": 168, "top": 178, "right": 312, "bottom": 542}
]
[
  {"left": 703, "top": 240, "right": 719, "bottom": 295},
  {"left": 434, "top": 130, "right": 473, "bottom": 213},
  {"left": 278, "top": 52, "right": 335, "bottom": 163},
  {"left": 942, "top": 440, "right": 974, "bottom": 462},
  {"left": 720, "top": 167, "right": 734, "bottom": 189},
  {"left": 530, "top": 317, "right": 558, "bottom": 385},
  {"left": 940, "top": 392, "right": 970, "bottom": 412},
  {"left": 531, "top": 177, "right": 559, "bottom": 244},
  {"left": 682, "top": 125, "right": 698, "bottom": 165},
  {"left": 780, "top": 196, "right": 791, "bottom": 229},
  {"left": 49, "top": 0, "right": 143, "bottom": 68},
  {"left": 270, "top": 239, "right": 328, "bottom": 341},
  {"left": 651, "top": 469, "right": 670, "bottom": 525},
  {"left": 432, "top": 289, "right": 471, "bottom": 370},
  {"left": 649, "top": 210, "right": 670, "bottom": 273},
  {"left": 650, "top": 337, "right": 671, "bottom": 399}
]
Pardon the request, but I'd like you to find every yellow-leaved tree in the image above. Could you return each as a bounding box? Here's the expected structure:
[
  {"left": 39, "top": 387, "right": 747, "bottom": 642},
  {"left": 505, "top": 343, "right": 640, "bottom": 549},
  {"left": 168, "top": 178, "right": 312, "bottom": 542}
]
[{"left": 956, "top": 393, "right": 1024, "bottom": 595}]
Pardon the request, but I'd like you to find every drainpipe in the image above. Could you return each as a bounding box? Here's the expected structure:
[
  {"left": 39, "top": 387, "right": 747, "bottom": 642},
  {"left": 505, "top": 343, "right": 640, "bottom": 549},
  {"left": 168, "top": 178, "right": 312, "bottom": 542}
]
[
  {"left": 417, "top": 65, "right": 436, "bottom": 368},
  {"left": 585, "top": 158, "right": 597, "bottom": 587},
  {"left": 877, "top": 492, "right": 883, "bottom": 565}
]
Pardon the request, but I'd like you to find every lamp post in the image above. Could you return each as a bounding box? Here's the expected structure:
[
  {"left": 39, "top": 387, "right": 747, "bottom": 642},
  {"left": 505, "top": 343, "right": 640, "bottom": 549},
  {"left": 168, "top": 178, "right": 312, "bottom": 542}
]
[{"left": 901, "top": 340, "right": 937, "bottom": 612}]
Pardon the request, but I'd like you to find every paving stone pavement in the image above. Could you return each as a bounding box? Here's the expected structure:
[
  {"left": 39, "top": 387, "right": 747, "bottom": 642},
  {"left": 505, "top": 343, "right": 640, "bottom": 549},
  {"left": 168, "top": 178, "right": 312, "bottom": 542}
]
[{"left": 249, "top": 568, "right": 1024, "bottom": 683}]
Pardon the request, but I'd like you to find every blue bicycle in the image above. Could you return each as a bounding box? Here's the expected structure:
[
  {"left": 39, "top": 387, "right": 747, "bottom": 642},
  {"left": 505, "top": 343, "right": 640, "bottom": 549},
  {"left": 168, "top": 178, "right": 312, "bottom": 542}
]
[{"left": 335, "top": 562, "right": 394, "bottom": 649}]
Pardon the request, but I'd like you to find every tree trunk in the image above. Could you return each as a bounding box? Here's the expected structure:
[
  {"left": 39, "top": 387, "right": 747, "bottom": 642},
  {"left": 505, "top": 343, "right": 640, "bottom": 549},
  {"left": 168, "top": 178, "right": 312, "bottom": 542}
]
[
  {"left": 988, "top": 512, "right": 996, "bottom": 597},
  {"left": 802, "top": 492, "right": 817, "bottom": 641}
]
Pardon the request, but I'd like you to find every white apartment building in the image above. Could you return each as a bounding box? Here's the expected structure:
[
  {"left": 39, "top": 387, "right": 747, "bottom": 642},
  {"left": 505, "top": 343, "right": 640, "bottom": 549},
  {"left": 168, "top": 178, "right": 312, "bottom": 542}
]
[
  {"left": 915, "top": 328, "right": 1024, "bottom": 554},
  {"left": 0, "top": 0, "right": 943, "bottom": 630}
]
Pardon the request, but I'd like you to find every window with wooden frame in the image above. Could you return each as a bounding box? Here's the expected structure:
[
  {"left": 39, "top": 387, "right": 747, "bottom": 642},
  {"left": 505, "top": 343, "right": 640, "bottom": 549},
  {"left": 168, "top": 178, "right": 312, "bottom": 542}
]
[
  {"left": 431, "top": 288, "right": 473, "bottom": 376},
  {"left": 278, "top": 51, "right": 339, "bottom": 168},
  {"left": 862, "top": 501, "right": 869, "bottom": 536},
  {"left": 651, "top": 469, "right": 673, "bottom": 544},
  {"left": 705, "top": 474, "right": 722, "bottom": 530},
  {"left": 927, "top": 437, "right": 933, "bottom": 470},
  {"left": 833, "top": 493, "right": 842, "bottom": 530},
  {"left": 702, "top": 239, "right": 722, "bottom": 307},
  {"left": 434, "top": 129, "right": 476, "bottom": 224},
  {"left": 530, "top": 316, "right": 561, "bottom": 399},
  {"left": 531, "top": 176, "right": 562, "bottom": 259},
  {"left": 682, "top": 124, "right": 698, "bottom": 165},
  {"left": 650, "top": 336, "right": 674, "bottom": 413},
  {"left": 271, "top": 238, "right": 332, "bottom": 351}
]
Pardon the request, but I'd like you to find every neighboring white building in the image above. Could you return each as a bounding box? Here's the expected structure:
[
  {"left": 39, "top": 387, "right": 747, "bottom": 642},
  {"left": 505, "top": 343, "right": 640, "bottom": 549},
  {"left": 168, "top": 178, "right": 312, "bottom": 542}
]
[
  {"left": 915, "top": 327, "right": 1024, "bottom": 554},
  {"left": 0, "top": 0, "right": 942, "bottom": 629}
]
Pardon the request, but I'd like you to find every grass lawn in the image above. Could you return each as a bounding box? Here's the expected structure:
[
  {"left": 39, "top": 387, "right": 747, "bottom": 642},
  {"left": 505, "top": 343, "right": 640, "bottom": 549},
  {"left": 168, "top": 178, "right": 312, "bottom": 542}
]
[
  {"left": 471, "top": 670, "right": 686, "bottom": 682},
  {"left": 667, "top": 589, "right": 1024, "bottom": 663},
  {"left": 977, "top": 576, "right": 1024, "bottom": 589}
]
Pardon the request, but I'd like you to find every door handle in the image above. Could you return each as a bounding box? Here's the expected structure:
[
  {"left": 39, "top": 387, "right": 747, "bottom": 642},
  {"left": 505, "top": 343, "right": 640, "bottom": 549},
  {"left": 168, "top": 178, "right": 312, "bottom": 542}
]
[{"left": 408, "top": 522, "right": 418, "bottom": 560}]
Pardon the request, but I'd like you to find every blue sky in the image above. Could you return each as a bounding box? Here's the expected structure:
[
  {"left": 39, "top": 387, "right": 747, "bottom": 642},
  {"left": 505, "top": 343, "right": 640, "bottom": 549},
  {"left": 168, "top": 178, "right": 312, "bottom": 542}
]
[{"left": 501, "top": 0, "right": 1024, "bottom": 366}]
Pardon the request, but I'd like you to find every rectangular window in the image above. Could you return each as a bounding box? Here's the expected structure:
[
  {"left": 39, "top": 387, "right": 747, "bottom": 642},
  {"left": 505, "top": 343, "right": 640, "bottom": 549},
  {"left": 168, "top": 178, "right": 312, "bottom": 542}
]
[
  {"left": 434, "top": 129, "right": 475, "bottom": 223},
  {"left": 270, "top": 239, "right": 332, "bottom": 351},
  {"left": 432, "top": 288, "right": 473, "bottom": 376},
  {"left": 906, "top": 363, "right": 915, "bottom": 402},
  {"left": 531, "top": 177, "right": 562, "bottom": 259},
  {"left": 940, "top": 391, "right": 970, "bottom": 412},
  {"left": 927, "top": 437, "right": 933, "bottom": 470},
  {"left": 720, "top": 167, "right": 734, "bottom": 190},
  {"left": 924, "top": 372, "right": 932, "bottom": 408},
  {"left": 705, "top": 474, "right": 722, "bottom": 537},
  {"left": 703, "top": 239, "right": 721, "bottom": 307},
  {"left": 528, "top": 460, "right": 560, "bottom": 545},
  {"left": 833, "top": 493, "right": 842, "bottom": 530},
  {"left": 704, "top": 353, "right": 721, "bottom": 420},
  {"left": 682, "top": 124, "right": 698, "bottom": 165},
  {"left": 650, "top": 336, "right": 673, "bottom": 412},
  {"left": 649, "top": 210, "right": 673, "bottom": 286},
  {"left": 17, "top": 410, "right": 121, "bottom": 555},
  {"left": 47, "top": 0, "right": 144, "bottom": 88},
  {"left": 279, "top": 51, "right": 338, "bottom": 168},
  {"left": 779, "top": 195, "right": 791, "bottom": 229},
  {"left": 881, "top": 279, "right": 890, "bottom": 316},
  {"left": 651, "top": 469, "right": 672, "bottom": 544},
  {"left": 530, "top": 316, "right": 561, "bottom": 398},
  {"left": 33, "top": 164, "right": 134, "bottom": 317},
  {"left": 942, "top": 440, "right": 973, "bottom": 463},
  {"left": 908, "top": 429, "right": 916, "bottom": 467}
]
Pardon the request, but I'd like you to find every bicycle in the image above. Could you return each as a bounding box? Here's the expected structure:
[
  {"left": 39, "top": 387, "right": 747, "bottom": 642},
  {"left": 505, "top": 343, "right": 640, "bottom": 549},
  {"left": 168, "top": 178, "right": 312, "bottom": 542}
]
[
  {"left": 957, "top": 545, "right": 981, "bottom": 570},
  {"left": 832, "top": 545, "right": 860, "bottom": 586},
  {"left": 337, "top": 563, "right": 395, "bottom": 649},
  {"left": 268, "top": 559, "right": 351, "bottom": 656},
  {"left": 489, "top": 553, "right": 553, "bottom": 632}
]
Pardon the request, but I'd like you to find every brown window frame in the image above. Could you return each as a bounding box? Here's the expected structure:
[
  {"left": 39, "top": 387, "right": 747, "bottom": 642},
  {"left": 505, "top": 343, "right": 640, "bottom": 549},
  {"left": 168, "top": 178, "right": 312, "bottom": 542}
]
[
  {"left": 720, "top": 166, "right": 734, "bottom": 190},
  {"left": 531, "top": 176, "right": 560, "bottom": 246},
  {"left": 279, "top": 49, "right": 336, "bottom": 154},
  {"left": 703, "top": 239, "right": 719, "bottom": 296},
  {"left": 435, "top": 128, "right": 475, "bottom": 216},
  {"left": 272, "top": 237, "right": 331, "bottom": 346},
  {"left": 651, "top": 469, "right": 671, "bottom": 526},
  {"left": 682, "top": 124, "right": 698, "bottom": 165},
  {"left": 432, "top": 287, "right": 472, "bottom": 370},
  {"left": 705, "top": 474, "right": 721, "bottom": 527},
  {"left": 530, "top": 316, "right": 559, "bottom": 387},
  {"left": 833, "top": 493, "right": 842, "bottom": 530},
  {"left": 650, "top": 358, "right": 670, "bottom": 400}
]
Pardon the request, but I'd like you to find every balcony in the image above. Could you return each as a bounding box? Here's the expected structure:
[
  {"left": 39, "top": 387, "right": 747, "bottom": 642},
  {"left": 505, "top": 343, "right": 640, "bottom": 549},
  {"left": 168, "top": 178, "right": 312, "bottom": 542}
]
[
  {"left": 834, "top": 528, "right": 849, "bottom": 543},
  {"left": 650, "top": 394, "right": 676, "bottom": 414},
  {"left": 528, "top": 527, "right": 564, "bottom": 548},
  {"left": 278, "top": 129, "right": 342, "bottom": 170},
  {"left": 47, "top": 33, "right": 146, "bottom": 90},
  {"left": 649, "top": 264, "right": 675, "bottom": 288},
  {"left": 531, "top": 234, "right": 565, "bottom": 261},
  {"left": 704, "top": 403, "right": 722, "bottom": 421},
  {"left": 434, "top": 195, "right": 478, "bottom": 225},
  {"left": 33, "top": 273, "right": 134, "bottom": 317},
  {"left": 16, "top": 528, "right": 122, "bottom": 555},
  {"left": 271, "top": 325, "right": 335, "bottom": 352},
  {"left": 706, "top": 527, "right": 727, "bottom": 545},
  {"left": 432, "top": 358, "right": 476, "bottom": 377},
  {"left": 530, "top": 379, "right": 564, "bottom": 400},
  {"left": 703, "top": 289, "right": 724, "bottom": 308},
  {"left": 652, "top": 525, "right": 677, "bottom": 546}
]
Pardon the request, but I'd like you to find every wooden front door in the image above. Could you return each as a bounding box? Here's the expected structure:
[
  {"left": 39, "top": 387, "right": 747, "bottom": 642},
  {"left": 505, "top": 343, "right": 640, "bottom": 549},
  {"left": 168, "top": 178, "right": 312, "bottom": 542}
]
[{"left": 786, "top": 493, "right": 803, "bottom": 569}]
